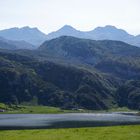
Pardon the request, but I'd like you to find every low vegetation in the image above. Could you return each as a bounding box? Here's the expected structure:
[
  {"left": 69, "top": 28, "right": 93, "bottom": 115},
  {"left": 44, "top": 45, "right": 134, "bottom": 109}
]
[
  {"left": 0, "top": 125, "right": 140, "bottom": 140},
  {"left": 0, "top": 104, "right": 65, "bottom": 114}
]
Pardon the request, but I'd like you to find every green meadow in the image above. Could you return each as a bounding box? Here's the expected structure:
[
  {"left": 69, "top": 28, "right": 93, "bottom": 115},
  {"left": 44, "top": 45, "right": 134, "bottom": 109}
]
[{"left": 0, "top": 125, "right": 140, "bottom": 140}]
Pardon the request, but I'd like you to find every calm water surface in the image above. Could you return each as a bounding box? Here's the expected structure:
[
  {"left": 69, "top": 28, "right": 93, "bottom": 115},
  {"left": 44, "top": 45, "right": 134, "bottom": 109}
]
[{"left": 0, "top": 112, "right": 140, "bottom": 130}]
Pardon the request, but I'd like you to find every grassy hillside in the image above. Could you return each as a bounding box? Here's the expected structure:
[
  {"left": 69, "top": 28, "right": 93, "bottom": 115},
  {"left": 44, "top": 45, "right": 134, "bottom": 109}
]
[{"left": 0, "top": 125, "right": 140, "bottom": 140}]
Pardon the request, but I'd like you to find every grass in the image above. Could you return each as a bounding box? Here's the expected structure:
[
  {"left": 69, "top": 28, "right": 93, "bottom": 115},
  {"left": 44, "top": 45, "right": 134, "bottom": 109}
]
[
  {"left": 0, "top": 125, "right": 140, "bottom": 140},
  {"left": 0, "top": 105, "right": 65, "bottom": 114},
  {"left": 0, "top": 103, "right": 138, "bottom": 114},
  {"left": 0, "top": 104, "right": 88, "bottom": 114}
]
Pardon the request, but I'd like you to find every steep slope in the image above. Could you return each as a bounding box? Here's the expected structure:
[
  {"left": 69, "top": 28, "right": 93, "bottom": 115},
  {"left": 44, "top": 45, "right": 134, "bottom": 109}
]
[
  {"left": 0, "top": 27, "right": 47, "bottom": 46},
  {"left": 0, "top": 51, "right": 118, "bottom": 110}
]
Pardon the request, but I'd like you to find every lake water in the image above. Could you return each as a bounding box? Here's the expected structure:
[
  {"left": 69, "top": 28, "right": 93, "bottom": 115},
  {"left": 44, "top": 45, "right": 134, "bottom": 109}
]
[{"left": 0, "top": 112, "right": 140, "bottom": 130}]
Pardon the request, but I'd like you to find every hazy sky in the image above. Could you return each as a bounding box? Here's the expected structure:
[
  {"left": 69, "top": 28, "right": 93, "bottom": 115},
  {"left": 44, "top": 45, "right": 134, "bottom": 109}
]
[{"left": 0, "top": 0, "right": 140, "bottom": 35}]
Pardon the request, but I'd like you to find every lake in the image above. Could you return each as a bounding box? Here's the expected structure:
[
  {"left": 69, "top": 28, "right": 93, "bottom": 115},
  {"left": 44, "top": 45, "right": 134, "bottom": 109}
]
[{"left": 0, "top": 112, "right": 140, "bottom": 130}]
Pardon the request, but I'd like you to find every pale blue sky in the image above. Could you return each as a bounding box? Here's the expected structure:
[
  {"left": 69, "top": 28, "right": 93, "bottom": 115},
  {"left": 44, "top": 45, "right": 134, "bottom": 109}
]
[{"left": 0, "top": 0, "right": 140, "bottom": 35}]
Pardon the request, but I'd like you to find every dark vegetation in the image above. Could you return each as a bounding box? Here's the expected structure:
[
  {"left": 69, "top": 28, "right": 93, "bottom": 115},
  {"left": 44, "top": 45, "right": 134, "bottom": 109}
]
[{"left": 0, "top": 36, "right": 140, "bottom": 110}]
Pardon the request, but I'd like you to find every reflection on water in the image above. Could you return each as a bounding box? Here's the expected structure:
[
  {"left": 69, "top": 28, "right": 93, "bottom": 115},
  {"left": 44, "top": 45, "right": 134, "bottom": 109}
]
[{"left": 0, "top": 113, "right": 140, "bottom": 130}]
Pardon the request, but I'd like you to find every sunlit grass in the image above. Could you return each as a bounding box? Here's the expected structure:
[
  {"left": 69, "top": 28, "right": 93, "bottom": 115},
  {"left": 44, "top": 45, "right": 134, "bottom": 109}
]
[{"left": 0, "top": 125, "right": 140, "bottom": 140}]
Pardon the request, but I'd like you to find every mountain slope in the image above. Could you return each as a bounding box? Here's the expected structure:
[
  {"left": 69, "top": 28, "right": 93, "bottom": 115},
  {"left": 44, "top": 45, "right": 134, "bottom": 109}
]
[
  {"left": 95, "top": 57, "right": 140, "bottom": 80},
  {"left": 38, "top": 36, "right": 140, "bottom": 109},
  {"left": 0, "top": 40, "right": 17, "bottom": 50},
  {"left": 0, "top": 36, "right": 140, "bottom": 110},
  {"left": 128, "top": 35, "right": 140, "bottom": 47},
  {"left": 0, "top": 26, "right": 47, "bottom": 46},
  {"left": 39, "top": 36, "right": 140, "bottom": 65},
  {"left": 39, "top": 36, "right": 140, "bottom": 81},
  {"left": 88, "top": 25, "right": 133, "bottom": 41},
  {"left": 0, "top": 51, "right": 119, "bottom": 110},
  {"left": 46, "top": 25, "right": 88, "bottom": 40},
  {"left": 0, "top": 36, "right": 35, "bottom": 50},
  {"left": 116, "top": 80, "right": 140, "bottom": 109}
]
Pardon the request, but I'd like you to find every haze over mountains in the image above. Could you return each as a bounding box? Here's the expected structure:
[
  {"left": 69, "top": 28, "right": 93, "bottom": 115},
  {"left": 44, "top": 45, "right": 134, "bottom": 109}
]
[
  {"left": 0, "top": 26, "right": 47, "bottom": 46},
  {"left": 46, "top": 25, "right": 140, "bottom": 47},
  {"left": 0, "top": 25, "right": 140, "bottom": 49},
  {"left": 0, "top": 36, "right": 35, "bottom": 50}
]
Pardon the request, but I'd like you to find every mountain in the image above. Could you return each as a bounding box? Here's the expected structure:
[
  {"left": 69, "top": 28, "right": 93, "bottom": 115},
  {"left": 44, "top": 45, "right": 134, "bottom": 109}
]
[
  {"left": 46, "top": 25, "right": 88, "bottom": 40},
  {"left": 0, "top": 36, "right": 140, "bottom": 110},
  {"left": 0, "top": 51, "right": 118, "bottom": 110},
  {"left": 128, "top": 35, "right": 140, "bottom": 47},
  {"left": 0, "top": 38, "right": 17, "bottom": 50},
  {"left": 88, "top": 25, "right": 133, "bottom": 41},
  {"left": 0, "top": 36, "right": 35, "bottom": 50},
  {"left": 38, "top": 36, "right": 140, "bottom": 109},
  {"left": 0, "top": 26, "right": 47, "bottom": 46},
  {"left": 39, "top": 36, "right": 140, "bottom": 67},
  {"left": 1, "top": 25, "right": 140, "bottom": 48},
  {"left": 46, "top": 25, "right": 140, "bottom": 47}
]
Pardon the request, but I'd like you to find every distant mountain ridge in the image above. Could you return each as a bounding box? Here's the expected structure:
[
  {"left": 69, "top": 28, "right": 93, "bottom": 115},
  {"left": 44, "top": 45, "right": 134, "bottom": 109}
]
[
  {"left": 0, "top": 26, "right": 47, "bottom": 46},
  {"left": 46, "top": 25, "right": 140, "bottom": 47},
  {"left": 0, "top": 25, "right": 140, "bottom": 49}
]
